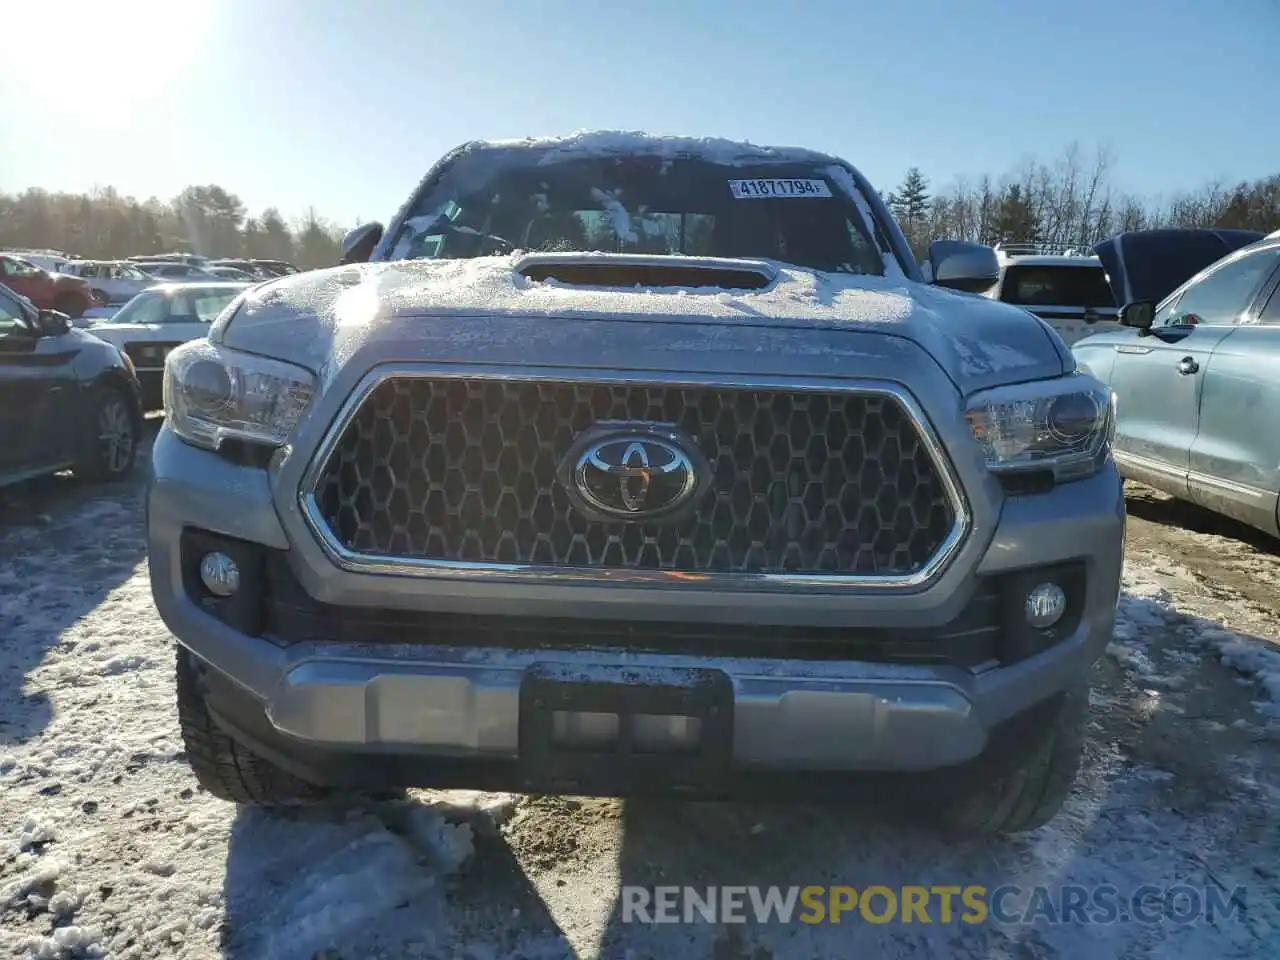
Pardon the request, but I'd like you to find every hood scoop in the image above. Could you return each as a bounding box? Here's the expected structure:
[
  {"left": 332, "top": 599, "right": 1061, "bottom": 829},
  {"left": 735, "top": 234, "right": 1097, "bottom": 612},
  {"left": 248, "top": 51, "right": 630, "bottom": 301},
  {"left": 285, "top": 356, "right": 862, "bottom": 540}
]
[{"left": 514, "top": 252, "right": 776, "bottom": 291}]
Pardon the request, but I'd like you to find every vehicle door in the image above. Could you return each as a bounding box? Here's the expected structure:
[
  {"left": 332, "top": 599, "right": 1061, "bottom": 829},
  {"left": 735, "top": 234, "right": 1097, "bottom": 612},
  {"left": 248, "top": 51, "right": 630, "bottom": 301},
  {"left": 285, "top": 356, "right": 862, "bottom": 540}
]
[
  {"left": 100, "top": 264, "right": 133, "bottom": 304},
  {"left": 1186, "top": 258, "right": 1280, "bottom": 534},
  {"left": 117, "top": 263, "right": 150, "bottom": 300},
  {"left": 0, "top": 289, "right": 81, "bottom": 472},
  {"left": 1109, "top": 246, "right": 1280, "bottom": 492},
  {"left": 76, "top": 263, "right": 103, "bottom": 304},
  {"left": 0, "top": 255, "right": 53, "bottom": 306},
  {"left": 0, "top": 291, "right": 37, "bottom": 474},
  {"left": 87, "top": 263, "right": 111, "bottom": 302}
]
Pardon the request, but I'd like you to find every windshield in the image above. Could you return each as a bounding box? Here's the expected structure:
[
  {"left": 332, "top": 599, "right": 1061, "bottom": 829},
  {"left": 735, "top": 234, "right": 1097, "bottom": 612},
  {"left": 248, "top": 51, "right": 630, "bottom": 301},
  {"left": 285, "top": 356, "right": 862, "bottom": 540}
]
[
  {"left": 383, "top": 154, "right": 891, "bottom": 276},
  {"left": 1001, "top": 264, "right": 1116, "bottom": 309},
  {"left": 111, "top": 291, "right": 168, "bottom": 324},
  {"left": 109, "top": 287, "right": 239, "bottom": 324}
]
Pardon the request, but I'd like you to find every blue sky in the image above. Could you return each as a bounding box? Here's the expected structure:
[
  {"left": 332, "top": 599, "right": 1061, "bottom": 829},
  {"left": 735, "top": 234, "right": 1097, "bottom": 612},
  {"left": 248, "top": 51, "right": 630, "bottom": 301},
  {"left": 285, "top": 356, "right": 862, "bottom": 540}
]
[{"left": 2, "top": 0, "right": 1276, "bottom": 228}]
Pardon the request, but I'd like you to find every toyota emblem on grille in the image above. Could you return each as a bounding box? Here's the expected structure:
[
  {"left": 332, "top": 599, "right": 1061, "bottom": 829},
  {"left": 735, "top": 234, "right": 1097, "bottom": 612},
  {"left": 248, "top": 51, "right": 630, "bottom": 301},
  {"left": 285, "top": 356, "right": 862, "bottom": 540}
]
[{"left": 559, "top": 426, "right": 707, "bottom": 523}]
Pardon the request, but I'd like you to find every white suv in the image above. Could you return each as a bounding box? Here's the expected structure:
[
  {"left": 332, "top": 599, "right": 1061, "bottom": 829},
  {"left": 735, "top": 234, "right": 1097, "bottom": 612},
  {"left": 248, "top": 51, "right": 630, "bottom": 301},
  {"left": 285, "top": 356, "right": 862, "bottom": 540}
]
[{"left": 985, "top": 242, "right": 1120, "bottom": 346}]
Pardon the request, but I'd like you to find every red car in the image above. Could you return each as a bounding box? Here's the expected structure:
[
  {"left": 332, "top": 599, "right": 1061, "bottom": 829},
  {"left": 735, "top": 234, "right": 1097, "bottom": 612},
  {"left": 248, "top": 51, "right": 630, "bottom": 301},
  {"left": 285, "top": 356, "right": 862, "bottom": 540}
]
[{"left": 0, "top": 254, "right": 99, "bottom": 317}]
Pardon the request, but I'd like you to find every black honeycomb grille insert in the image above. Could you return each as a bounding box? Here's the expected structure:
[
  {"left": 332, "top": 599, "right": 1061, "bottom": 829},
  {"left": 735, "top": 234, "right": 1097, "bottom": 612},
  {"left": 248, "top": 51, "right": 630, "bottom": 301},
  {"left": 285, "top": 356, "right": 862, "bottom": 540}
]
[{"left": 312, "top": 378, "right": 957, "bottom": 576}]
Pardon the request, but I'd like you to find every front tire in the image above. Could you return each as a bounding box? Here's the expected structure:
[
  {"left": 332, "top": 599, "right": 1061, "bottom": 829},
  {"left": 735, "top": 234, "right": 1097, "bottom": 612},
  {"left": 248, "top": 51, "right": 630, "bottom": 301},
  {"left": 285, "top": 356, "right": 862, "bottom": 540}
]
[
  {"left": 939, "top": 683, "right": 1088, "bottom": 835},
  {"left": 75, "top": 384, "right": 138, "bottom": 481},
  {"left": 176, "top": 648, "right": 330, "bottom": 806}
]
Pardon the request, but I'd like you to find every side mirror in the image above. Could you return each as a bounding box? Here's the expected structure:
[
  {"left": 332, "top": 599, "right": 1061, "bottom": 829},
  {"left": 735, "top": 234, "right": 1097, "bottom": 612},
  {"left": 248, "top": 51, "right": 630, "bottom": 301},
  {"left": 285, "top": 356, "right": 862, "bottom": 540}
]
[
  {"left": 36, "top": 309, "right": 71, "bottom": 337},
  {"left": 928, "top": 240, "right": 999, "bottom": 294},
  {"left": 340, "top": 222, "right": 384, "bottom": 264},
  {"left": 1119, "top": 300, "right": 1155, "bottom": 334}
]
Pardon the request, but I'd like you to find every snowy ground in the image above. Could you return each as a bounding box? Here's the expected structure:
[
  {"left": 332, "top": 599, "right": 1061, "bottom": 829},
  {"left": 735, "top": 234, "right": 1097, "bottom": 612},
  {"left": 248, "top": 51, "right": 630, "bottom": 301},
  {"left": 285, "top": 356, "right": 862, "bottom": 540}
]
[{"left": 1, "top": 451, "right": 1278, "bottom": 959}]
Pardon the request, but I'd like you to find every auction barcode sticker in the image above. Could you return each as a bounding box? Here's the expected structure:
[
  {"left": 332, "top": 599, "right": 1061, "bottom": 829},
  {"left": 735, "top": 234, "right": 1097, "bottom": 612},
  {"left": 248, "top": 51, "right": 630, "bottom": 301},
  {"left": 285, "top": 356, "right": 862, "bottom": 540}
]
[{"left": 729, "top": 179, "right": 833, "bottom": 199}]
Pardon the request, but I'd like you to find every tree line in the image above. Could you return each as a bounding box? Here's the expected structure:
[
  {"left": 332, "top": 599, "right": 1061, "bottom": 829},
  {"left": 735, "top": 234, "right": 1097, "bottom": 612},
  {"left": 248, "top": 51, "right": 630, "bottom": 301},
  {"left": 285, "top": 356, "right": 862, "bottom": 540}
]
[
  {"left": 0, "top": 185, "right": 346, "bottom": 268},
  {"left": 3, "top": 142, "right": 1279, "bottom": 269},
  {"left": 885, "top": 142, "right": 1280, "bottom": 261}
]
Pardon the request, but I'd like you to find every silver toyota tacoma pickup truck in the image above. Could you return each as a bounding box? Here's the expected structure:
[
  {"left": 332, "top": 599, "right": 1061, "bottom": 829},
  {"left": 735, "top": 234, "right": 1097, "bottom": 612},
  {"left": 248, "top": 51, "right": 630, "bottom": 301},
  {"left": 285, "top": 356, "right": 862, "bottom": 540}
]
[{"left": 148, "top": 133, "right": 1124, "bottom": 834}]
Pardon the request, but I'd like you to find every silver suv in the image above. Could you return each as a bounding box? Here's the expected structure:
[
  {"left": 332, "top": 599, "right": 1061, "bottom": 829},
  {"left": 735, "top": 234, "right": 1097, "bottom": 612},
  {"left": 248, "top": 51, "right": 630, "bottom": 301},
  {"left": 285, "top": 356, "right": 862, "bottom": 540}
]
[{"left": 148, "top": 134, "right": 1124, "bottom": 834}]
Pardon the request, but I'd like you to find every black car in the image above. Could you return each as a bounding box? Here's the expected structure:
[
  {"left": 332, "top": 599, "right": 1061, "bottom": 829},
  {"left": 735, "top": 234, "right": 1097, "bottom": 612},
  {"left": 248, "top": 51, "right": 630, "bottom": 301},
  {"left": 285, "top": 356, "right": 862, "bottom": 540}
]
[{"left": 0, "top": 283, "right": 144, "bottom": 490}]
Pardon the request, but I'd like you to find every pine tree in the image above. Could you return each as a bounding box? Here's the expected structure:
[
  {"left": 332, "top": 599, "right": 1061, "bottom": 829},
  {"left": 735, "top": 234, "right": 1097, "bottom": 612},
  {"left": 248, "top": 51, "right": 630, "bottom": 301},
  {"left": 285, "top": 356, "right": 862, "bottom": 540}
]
[
  {"left": 890, "top": 168, "right": 931, "bottom": 231},
  {"left": 259, "top": 208, "right": 295, "bottom": 262},
  {"left": 992, "top": 184, "right": 1037, "bottom": 243},
  {"left": 295, "top": 207, "right": 340, "bottom": 268}
]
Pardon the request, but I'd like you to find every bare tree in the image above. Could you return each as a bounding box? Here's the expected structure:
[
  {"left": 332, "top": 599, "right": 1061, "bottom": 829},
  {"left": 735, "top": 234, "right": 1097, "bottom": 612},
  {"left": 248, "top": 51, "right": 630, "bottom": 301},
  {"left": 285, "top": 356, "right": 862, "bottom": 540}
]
[
  {"left": 3, "top": 150, "right": 1279, "bottom": 268},
  {"left": 891, "top": 145, "right": 1279, "bottom": 250}
]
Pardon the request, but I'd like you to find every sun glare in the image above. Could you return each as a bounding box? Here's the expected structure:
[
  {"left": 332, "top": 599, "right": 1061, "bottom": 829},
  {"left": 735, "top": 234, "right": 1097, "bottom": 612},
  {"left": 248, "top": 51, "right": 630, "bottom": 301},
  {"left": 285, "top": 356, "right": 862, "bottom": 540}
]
[{"left": 6, "top": 0, "right": 215, "bottom": 108}]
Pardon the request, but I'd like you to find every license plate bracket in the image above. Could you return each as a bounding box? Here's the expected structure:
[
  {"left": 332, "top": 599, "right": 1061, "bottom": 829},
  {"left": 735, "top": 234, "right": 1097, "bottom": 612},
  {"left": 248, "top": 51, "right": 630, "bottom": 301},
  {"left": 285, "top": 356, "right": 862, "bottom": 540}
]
[{"left": 517, "top": 664, "right": 734, "bottom": 795}]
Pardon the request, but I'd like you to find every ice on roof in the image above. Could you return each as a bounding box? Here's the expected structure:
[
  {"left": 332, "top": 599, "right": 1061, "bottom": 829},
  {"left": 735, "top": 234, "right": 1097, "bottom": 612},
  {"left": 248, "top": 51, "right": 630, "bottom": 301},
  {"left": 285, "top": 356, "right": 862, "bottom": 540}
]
[{"left": 463, "top": 130, "right": 841, "bottom": 167}]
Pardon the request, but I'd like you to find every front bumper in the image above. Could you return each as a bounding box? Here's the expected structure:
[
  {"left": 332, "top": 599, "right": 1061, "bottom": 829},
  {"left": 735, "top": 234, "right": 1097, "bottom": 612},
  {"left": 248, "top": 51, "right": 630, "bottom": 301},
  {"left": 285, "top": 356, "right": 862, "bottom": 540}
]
[{"left": 148, "top": 427, "right": 1124, "bottom": 781}]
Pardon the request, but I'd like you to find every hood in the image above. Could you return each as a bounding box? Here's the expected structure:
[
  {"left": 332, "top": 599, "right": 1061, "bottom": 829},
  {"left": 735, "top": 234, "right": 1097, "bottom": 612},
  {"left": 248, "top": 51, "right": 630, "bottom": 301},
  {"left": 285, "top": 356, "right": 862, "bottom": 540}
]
[
  {"left": 1093, "top": 228, "right": 1265, "bottom": 306},
  {"left": 214, "top": 253, "right": 1069, "bottom": 395},
  {"left": 84, "top": 320, "right": 144, "bottom": 335}
]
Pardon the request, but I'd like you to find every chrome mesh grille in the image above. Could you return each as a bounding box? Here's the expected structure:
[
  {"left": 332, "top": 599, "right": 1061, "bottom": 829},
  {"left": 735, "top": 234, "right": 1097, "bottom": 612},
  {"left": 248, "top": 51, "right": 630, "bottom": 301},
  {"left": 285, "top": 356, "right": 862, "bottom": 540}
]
[{"left": 311, "top": 377, "right": 958, "bottom": 576}]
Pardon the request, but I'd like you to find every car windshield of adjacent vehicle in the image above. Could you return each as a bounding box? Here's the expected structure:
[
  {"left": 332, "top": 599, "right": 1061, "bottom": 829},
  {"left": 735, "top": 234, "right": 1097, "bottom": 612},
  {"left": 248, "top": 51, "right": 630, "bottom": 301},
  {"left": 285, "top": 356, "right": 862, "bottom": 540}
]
[
  {"left": 1, "top": 256, "right": 43, "bottom": 277},
  {"left": 111, "top": 287, "right": 240, "bottom": 325},
  {"left": 179, "top": 289, "right": 241, "bottom": 322},
  {"left": 1002, "top": 264, "right": 1117, "bottom": 308},
  {"left": 383, "top": 153, "right": 890, "bottom": 276},
  {"left": 110, "top": 291, "right": 169, "bottom": 324}
]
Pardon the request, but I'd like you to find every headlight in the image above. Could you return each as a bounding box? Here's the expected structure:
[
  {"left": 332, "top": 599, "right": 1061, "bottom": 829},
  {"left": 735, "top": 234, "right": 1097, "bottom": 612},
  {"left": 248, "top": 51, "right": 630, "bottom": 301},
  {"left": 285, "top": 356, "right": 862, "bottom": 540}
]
[
  {"left": 965, "top": 375, "right": 1115, "bottom": 481},
  {"left": 163, "top": 340, "right": 314, "bottom": 451}
]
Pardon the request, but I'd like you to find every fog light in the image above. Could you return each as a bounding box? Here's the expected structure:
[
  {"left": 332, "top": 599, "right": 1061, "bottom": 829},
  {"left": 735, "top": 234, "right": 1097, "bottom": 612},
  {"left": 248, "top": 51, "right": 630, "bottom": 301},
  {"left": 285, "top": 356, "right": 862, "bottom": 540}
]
[
  {"left": 199, "top": 552, "right": 240, "bottom": 597},
  {"left": 1025, "top": 582, "right": 1066, "bottom": 629}
]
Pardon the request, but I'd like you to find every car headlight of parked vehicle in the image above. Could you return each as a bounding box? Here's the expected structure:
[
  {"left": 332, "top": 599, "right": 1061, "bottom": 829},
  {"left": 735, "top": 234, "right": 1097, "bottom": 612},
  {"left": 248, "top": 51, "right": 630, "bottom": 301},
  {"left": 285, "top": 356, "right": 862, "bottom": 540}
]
[
  {"left": 163, "top": 340, "right": 314, "bottom": 451},
  {"left": 964, "top": 374, "right": 1115, "bottom": 482}
]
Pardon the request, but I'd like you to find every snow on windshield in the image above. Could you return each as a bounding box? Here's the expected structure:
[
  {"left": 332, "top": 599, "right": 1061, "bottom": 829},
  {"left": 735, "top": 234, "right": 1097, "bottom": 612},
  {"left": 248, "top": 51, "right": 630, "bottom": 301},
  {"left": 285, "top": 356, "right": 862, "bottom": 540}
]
[{"left": 386, "top": 140, "right": 902, "bottom": 277}]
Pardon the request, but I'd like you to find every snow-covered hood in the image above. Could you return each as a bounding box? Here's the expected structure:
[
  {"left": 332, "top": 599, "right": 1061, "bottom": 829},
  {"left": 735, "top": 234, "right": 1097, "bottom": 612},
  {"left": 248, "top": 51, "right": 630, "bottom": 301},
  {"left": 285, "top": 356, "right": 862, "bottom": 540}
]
[{"left": 214, "top": 254, "right": 1070, "bottom": 395}]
